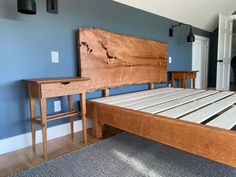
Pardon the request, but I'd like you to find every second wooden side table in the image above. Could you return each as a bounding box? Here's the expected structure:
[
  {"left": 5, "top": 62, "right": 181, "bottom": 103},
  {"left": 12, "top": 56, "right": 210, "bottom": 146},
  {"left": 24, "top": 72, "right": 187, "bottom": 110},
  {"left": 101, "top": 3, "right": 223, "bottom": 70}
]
[{"left": 169, "top": 71, "right": 198, "bottom": 89}]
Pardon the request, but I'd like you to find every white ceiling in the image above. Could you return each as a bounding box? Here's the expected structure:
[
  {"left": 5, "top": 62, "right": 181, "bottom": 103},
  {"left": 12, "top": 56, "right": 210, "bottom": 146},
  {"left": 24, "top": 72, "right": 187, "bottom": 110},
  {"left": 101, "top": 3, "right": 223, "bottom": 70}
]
[{"left": 113, "top": 0, "right": 236, "bottom": 32}]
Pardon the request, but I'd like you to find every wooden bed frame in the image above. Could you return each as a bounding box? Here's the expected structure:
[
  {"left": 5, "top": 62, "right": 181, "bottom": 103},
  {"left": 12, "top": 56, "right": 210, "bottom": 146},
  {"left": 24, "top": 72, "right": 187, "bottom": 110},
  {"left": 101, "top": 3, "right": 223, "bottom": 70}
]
[{"left": 77, "top": 28, "right": 236, "bottom": 168}]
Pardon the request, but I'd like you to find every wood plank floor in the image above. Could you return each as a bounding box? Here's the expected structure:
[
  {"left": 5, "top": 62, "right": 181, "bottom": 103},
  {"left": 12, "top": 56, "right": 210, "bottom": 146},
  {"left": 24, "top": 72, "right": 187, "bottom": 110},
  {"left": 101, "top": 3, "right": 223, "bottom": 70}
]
[{"left": 0, "top": 127, "right": 120, "bottom": 177}]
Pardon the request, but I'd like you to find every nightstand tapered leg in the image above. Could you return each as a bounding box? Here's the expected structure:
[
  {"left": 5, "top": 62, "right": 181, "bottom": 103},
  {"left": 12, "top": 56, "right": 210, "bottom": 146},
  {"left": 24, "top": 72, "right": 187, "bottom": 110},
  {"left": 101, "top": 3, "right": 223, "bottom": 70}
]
[
  {"left": 181, "top": 79, "right": 187, "bottom": 89},
  {"left": 30, "top": 98, "right": 36, "bottom": 152},
  {"left": 68, "top": 95, "right": 74, "bottom": 139},
  {"left": 192, "top": 78, "right": 196, "bottom": 89},
  {"left": 80, "top": 93, "right": 87, "bottom": 144},
  {"left": 40, "top": 98, "right": 48, "bottom": 160},
  {"left": 171, "top": 74, "right": 175, "bottom": 87},
  {"left": 28, "top": 83, "right": 37, "bottom": 152}
]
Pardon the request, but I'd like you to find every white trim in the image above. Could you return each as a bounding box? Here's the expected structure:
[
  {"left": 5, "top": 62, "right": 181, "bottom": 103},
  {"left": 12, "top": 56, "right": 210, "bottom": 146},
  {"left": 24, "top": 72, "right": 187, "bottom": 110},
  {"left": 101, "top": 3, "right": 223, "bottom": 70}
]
[
  {"left": 0, "top": 119, "right": 92, "bottom": 155},
  {"left": 194, "top": 35, "right": 210, "bottom": 41},
  {"left": 230, "top": 14, "right": 236, "bottom": 19},
  {"left": 192, "top": 35, "right": 210, "bottom": 89}
]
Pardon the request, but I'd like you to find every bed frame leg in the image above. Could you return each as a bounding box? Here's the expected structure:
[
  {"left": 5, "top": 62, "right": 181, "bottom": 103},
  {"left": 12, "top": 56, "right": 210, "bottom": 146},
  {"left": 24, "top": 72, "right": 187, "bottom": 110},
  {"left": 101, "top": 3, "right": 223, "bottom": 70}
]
[
  {"left": 149, "top": 83, "right": 154, "bottom": 90},
  {"left": 92, "top": 121, "right": 103, "bottom": 139},
  {"left": 92, "top": 106, "right": 103, "bottom": 139}
]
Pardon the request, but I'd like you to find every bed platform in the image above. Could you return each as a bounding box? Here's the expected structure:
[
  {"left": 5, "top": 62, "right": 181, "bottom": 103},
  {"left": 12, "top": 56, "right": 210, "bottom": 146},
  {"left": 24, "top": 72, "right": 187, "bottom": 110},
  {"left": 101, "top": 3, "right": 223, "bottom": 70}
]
[
  {"left": 90, "top": 88, "right": 236, "bottom": 131},
  {"left": 87, "top": 89, "right": 236, "bottom": 168},
  {"left": 77, "top": 28, "right": 236, "bottom": 168}
]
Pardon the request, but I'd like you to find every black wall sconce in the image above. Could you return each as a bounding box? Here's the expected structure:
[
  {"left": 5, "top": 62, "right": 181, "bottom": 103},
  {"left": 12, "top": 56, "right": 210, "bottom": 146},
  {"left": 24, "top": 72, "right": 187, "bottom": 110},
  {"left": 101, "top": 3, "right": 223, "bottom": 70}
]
[
  {"left": 17, "top": 0, "right": 58, "bottom": 15},
  {"left": 47, "top": 0, "right": 58, "bottom": 14},
  {"left": 169, "top": 23, "right": 195, "bottom": 42},
  {"left": 17, "top": 0, "right": 36, "bottom": 15}
]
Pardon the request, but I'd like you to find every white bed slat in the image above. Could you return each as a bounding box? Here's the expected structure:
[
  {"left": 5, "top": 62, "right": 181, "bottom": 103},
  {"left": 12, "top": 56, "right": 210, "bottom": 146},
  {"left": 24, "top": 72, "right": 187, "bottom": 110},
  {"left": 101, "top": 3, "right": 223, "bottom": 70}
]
[
  {"left": 124, "top": 89, "right": 205, "bottom": 110},
  {"left": 159, "top": 91, "right": 234, "bottom": 118},
  {"left": 206, "top": 106, "right": 236, "bottom": 130},
  {"left": 141, "top": 90, "right": 218, "bottom": 114},
  {"left": 92, "top": 87, "right": 180, "bottom": 104},
  {"left": 114, "top": 89, "right": 194, "bottom": 107},
  {"left": 99, "top": 88, "right": 182, "bottom": 104},
  {"left": 181, "top": 94, "right": 236, "bottom": 124}
]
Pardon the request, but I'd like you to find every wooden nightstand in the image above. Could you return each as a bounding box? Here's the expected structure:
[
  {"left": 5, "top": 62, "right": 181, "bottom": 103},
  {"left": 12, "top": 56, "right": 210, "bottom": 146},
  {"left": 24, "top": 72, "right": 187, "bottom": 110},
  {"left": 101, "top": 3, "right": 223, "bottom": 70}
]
[
  {"left": 168, "top": 71, "right": 198, "bottom": 89},
  {"left": 25, "top": 77, "right": 90, "bottom": 160}
]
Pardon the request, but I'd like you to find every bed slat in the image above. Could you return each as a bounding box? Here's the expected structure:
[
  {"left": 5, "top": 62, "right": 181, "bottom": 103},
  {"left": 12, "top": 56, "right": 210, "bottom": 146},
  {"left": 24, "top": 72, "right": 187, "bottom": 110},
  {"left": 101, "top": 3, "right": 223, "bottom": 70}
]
[
  {"left": 141, "top": 90, "right": 218, "bottom": 114},
  {"left": 159, "top": 91, "right": 234, "bottom": 118},
  {"left": 181, "top": 94, "right": 236, "bottom": 124},
  {"left": 206, "top": 106, "right": 236, "bottom": 130},
  {"left": 92, "top": 87, "right": 179, "bottom": 104},
  {"left": 114, "top": 89, "right": 195, "bottom": 107},
  {"left": 125, "top": 89, "right": 206, "bottom": 110}
]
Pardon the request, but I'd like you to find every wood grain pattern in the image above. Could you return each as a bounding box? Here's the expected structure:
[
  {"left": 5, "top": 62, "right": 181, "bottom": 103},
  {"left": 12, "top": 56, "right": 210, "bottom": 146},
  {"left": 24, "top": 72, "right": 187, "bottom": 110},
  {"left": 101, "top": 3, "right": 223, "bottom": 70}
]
[
  {"left": 28, "top": 81, "right": 40, "bottom": 98},
  {"left": 87, "top": 101, "right": 236, "bottom": 167},
  {"left": 25, "top": 77, "right": 89, "bottom": 84},
  {"left": 68, "top": 95, "right": 74, "bottom": 139},
  {"left": 40, "top": 81, "right": 91, "bottom": 98},
  {"left": 80, "top": 93, "right": 88, "bottom": 143},
  {"left": 26, "top": 78, "right": 91, "bottom": 98},
  {"left": 79, "top": 28, "right": 236, "bottom": 168},
  {"left": 77, "top": 28, "right": 167, "bottom": 91},
  {"left": 40, "top": 98, "right": 47, "bottom": 160},
  {"left": 28, "top": 83, "right": 37, "bottom": 152}
]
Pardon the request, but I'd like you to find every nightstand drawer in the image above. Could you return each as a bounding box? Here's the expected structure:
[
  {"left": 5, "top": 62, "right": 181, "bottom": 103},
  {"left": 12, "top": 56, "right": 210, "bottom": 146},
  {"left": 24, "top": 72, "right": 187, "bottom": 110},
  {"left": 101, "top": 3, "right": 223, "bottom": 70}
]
[{"left": 40, "top": 81, "right": 90, "bottom": 98}]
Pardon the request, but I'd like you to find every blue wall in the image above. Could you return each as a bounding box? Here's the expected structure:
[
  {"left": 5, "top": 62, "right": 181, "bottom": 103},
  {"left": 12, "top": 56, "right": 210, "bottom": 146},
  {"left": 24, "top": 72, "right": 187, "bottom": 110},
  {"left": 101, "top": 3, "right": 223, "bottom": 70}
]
[{"left": 0, "top": 0, "right": 211, "bottom": 140}]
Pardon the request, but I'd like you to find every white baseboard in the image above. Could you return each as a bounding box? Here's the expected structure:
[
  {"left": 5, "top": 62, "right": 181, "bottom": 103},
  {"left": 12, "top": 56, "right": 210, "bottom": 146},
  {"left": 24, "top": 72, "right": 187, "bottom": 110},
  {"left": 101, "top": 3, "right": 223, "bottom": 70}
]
[{"left": 0, "top": 119, "right": 92, "bottom": 155}]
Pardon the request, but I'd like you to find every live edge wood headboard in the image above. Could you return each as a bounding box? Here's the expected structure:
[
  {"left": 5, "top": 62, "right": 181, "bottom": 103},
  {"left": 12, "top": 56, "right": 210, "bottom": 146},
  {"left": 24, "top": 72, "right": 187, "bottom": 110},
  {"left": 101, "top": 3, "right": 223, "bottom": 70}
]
[{"left": 77, "top": 28, "right": 167, "bottom": 91}]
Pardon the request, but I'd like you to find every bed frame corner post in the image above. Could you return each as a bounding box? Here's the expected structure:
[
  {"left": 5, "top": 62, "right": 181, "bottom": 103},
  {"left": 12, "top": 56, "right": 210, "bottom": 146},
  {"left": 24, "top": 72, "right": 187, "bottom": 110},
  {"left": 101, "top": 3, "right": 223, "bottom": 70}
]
[
  {"left": 92, "top": 105, "right": 103, "bottom": 139},
  {"left": 149, "top": 83, "right": 155, "bottom": 90}
]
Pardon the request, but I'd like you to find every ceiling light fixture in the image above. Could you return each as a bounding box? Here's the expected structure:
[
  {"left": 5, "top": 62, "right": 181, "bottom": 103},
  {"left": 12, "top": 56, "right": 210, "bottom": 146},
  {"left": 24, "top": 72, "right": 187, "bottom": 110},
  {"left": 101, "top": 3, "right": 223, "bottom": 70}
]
[{"left": 169, "top": 23, "right": 195, "bottom": 42}]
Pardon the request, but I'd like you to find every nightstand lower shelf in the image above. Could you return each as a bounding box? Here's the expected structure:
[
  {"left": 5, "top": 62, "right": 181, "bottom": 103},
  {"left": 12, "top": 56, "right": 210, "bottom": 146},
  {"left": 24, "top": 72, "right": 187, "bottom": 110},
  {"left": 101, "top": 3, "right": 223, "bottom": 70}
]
[{"left": 32, "top": 111, "right": 81, "bottom": 125}]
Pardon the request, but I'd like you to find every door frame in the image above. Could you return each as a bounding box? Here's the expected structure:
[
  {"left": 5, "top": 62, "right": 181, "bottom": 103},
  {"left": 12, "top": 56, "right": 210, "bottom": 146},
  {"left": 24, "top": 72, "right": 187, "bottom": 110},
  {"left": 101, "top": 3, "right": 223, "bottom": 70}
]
[
  {"left": 192, "top": 35, "right": 210, "bottom": 89},
  {"left": 216, "top": 14, "right": 236, "bottom": 90},
  {"left": 229, "top": 14, "right": 236, "bottom": 19},
  {"left": 230, "top": 15, "right": 236, "bottom": 88}
]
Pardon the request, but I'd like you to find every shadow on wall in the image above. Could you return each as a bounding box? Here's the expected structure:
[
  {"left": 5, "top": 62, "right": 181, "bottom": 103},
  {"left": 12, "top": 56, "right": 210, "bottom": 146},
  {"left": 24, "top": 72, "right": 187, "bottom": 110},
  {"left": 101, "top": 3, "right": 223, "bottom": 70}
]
[{"left": 1, "top": 81, "right": 30, "bottom": 136}]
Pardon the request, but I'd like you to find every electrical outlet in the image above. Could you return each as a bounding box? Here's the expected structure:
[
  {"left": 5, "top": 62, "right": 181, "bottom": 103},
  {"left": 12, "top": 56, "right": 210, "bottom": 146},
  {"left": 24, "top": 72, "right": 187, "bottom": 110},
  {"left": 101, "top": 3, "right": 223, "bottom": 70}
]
[
  {"left": 168, "top": 57, "right": 172, "bottom": 64},
  {"left": 51, "top": 51, "right": 59, "bottom": 63},
  {"left": 54, "top": 100, "right": 61, "bottom": 112}
]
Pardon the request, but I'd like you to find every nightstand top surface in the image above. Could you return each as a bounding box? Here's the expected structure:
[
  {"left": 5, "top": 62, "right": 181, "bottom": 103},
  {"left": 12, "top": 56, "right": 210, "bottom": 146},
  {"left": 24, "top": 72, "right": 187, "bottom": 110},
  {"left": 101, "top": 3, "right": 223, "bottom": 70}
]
[{"left": 24, "top": 77, "right": 90, "bottom": 84}]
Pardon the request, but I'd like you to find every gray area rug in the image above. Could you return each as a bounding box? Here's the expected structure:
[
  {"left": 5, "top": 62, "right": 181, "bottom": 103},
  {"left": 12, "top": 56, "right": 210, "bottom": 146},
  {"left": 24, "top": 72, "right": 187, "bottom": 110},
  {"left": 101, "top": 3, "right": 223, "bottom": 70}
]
[{"left": 11, "top": 132, "right": 236, "bottom": 177}]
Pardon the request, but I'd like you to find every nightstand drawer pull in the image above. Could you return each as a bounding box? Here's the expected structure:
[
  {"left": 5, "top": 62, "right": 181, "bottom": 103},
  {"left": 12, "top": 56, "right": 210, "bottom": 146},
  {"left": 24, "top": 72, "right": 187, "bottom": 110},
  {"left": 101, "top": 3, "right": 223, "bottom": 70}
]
[{"left": 61, "top": 82, "right": 71, "bottom": 85}]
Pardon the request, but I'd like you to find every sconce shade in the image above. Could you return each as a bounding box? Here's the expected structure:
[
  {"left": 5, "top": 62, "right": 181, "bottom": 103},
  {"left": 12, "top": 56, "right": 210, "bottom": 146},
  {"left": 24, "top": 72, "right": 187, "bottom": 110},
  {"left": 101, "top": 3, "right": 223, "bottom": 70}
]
[
  {"left": 17, "top": 0, "right": 36, "bottom": 15},
  {"left": 169, "top": 28, "right": 173, "bottom": 37},
  {"left": 187, "top": 29, "right": 195, "bottom": 42}
]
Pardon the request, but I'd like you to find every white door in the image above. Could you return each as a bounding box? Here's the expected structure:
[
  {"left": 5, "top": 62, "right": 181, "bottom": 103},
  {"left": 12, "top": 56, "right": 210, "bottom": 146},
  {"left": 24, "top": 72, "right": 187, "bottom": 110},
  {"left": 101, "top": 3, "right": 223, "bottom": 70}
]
[
  {"left": 192, "top": 35, "right": 209, "bottom": 89},
  {"left": 216, "top": 13, "right": 233, "bottom": 90}
]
